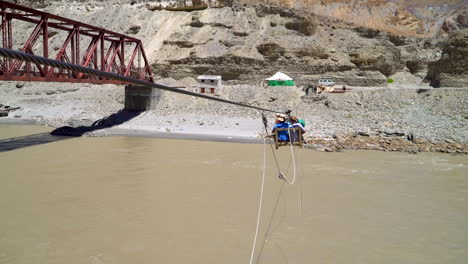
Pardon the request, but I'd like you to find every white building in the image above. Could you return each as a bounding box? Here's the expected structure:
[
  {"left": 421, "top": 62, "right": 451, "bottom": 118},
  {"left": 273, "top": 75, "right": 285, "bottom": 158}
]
[{"left": 197, "top": 75, "right": 222, "bottom": 93}]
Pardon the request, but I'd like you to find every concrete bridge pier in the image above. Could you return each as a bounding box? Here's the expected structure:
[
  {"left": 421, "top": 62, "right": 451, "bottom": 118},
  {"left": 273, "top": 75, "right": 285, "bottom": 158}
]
[{"left": 124, "top": 85, "right": 161, "bottom": 111}]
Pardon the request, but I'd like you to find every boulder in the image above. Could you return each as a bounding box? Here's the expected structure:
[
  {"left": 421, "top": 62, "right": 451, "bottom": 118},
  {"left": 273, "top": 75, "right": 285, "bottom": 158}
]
[
  {"left": 333, "top": 130, "right": 347, "bottom": 144},
  {"left": 295, "top": 46, "right": 329, "bottom": 59},
  {"left": 442, "top": 6, "right": 467, "bottom": 33},
  {"left": 399, "top": 45, "right": 429, "bottom": 75},
  {"left": 427, "top": 29, "right": 468, "bottom": 87},
  {"left": 349, "top": 45, "right": 403, "bottom": 76},
  {"left": 256, "top": 43, "right": 286, "bottom": 61},
  {"left": 126, "top": 25, "right": 141, "bottom": 35},
  {"left": 285, "top": 17, "right": 317, "bottom": 36},
  {"left": 354, "top": 27, "right": 381, "bottom": 38}
]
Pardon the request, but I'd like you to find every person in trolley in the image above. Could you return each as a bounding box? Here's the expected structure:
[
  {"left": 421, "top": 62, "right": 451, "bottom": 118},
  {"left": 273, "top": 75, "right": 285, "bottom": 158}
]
[{"left": 272, "top": 113, "right": 290, "bottom": 142}]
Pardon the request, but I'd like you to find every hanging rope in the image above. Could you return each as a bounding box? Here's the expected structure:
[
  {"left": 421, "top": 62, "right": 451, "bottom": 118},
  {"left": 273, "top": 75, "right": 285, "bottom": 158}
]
[
  {"left": 248, "top": 136, "right": 267, "bottom": 264},
  {"left": 0, "top": 48, "right": 307, "bottom": 264},
  {"left": 279, "top": 127, "right": 297, "bottom": 185},
  {"left": 298, "top": 148, "right": 304, "bottom": 216},
  {"left": 250, "top": 112, "right": 307, "bottom": 264},
  {"left": 261, "top": 112, "right": 284, "bottom": 178},
  {"left": 0, "top": 48, "right": 310, "bottom": 264}
]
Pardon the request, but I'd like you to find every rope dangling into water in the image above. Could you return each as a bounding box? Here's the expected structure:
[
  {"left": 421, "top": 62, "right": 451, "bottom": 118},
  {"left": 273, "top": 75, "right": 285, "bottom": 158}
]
[
  {"left": 260, "top": 112, "right": 283, "bottom": 178},
  {"left": 297, "top": 148, "right": 305, "bottom": 216},
  {"left": 278, "top": 127, "right": 297, "bottom": 185},
  {"left": 260, "top": 111, "right": 299, "bottom": 185},
  {"left": 249, "top": 112, "right": 304, "bottom": 264},
  {"left": 248, "top": 136, "right": 268, "bottom": 264}
]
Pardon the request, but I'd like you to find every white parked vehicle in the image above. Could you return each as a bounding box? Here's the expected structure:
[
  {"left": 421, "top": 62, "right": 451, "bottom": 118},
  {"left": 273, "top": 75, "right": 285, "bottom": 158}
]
[{"left": 318, "top": 78, "right": 335, "bottom": 87}]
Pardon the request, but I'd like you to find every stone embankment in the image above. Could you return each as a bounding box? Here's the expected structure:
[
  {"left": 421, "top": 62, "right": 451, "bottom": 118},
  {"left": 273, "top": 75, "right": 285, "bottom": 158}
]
[{"left": 306, "top": 133, "right": 468, "bottom": 154}]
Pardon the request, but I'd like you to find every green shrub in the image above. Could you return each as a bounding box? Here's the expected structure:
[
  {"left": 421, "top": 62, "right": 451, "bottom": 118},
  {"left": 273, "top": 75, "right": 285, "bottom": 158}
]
[
  {"left": 387, "top": 78, "right": 394, "bottom": 84},
  {"left": 165, "top": 4, "right": 208, "bottom": 11}
]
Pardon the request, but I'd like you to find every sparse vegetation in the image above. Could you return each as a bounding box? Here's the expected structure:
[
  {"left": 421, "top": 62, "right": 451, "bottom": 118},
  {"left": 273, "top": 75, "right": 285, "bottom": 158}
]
[
  {"left": 164, "top": 4, "right": 208, "bottom": 11},
  {"left": 147, "top": 3, "right": 208, "bottom": 12},
  {"left": 189, "top": 20, "right": 204, "bottom": 27},
  {"left": 126, "top": 26, "right": 141, "bottom": 35}
]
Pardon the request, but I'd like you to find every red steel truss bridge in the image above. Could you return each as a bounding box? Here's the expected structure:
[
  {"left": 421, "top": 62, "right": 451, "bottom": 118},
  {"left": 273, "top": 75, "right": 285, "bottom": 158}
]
[{"left": 0, "top": 1, "right": 154, "bottom": 84}]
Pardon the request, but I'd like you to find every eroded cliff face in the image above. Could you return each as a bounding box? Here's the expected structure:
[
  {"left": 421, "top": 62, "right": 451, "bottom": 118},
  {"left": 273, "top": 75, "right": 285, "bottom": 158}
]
[
  {"left": 442, "top": 5, "right": 468, "bottom": 33},
  {"left": 14, "top": 0, "right": 467, "bottom": 36},
  {"left": 427, "top": 29, "right": 468, "bottom": 87},
  {"left": 7, "top": 0, "right": 467, "bottom": 87},
  {"left": 257, "top": 0, "right": 467, "bottom": 37},
  {"left": 144, "top": 1, "right": 444, "bottom": 86}
]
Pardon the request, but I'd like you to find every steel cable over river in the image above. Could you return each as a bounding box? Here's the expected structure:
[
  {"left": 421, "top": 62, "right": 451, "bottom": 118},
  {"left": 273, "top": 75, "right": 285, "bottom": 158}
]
[
  {"left": 1, "top": 48, "right": 468, "bottom": 264},
  {"left": 0, "top": 48, "right": 305, "bottom": 264},
  {"left": 0, "top": 48, "right": 283, "bottom": 114}
]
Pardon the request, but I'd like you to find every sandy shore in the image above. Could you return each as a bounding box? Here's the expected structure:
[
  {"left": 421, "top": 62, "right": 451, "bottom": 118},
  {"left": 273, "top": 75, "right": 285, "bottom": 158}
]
[
  {"left": 0, "top": 113, "right": 265, "bottom": 144},
  {"left": 2, "top": 114, "right": 467, "bottom": 154},
  {"left": 86, "top": 112, "right": 266, "bottom": 143},
  {"left": 96, "top": 127, "right": 262, "bottom": 144}
]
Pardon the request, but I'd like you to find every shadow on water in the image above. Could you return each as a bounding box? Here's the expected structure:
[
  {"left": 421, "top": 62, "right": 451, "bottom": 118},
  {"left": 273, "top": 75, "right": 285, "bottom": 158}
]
[
  {"left": 0, "top": 133, "right": 73, "bottom": 152},
  {"left": 0, "top": 110, "right": 141, "bottom": 152},
  {"left": 50, "top": 110, "right": 142, "bottom": 137}
]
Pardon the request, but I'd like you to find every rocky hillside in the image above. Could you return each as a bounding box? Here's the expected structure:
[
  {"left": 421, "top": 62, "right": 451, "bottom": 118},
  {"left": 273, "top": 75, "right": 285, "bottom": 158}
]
[
  {"left": 2, "top": 0, "right": 467, "bottom": 149},
  {"left": 17, "top": 0, "right": 467, "bottom": 37},
  {"left": 427, "top": 29, "right": 468, "bottom": 87},
  {"left": 261, "top": 0, "right": 467, "bottom": 37},
  {"left": 8, "top": 0, "right": 468, "bottom": 87}
]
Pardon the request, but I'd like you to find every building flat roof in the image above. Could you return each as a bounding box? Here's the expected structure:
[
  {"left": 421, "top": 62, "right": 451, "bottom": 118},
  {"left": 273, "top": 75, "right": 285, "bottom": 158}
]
[{"left": 197, "top": 75, "right": 222, "bottom": 80}]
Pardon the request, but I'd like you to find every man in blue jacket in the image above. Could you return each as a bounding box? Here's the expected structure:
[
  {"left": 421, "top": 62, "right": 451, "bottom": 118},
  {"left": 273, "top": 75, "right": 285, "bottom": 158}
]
[{"left": 272, "top": 114, "right": 290, "bottom": 142}]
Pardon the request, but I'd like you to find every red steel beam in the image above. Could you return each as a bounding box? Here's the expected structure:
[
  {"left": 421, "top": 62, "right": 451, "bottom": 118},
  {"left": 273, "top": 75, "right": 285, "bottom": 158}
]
[
  {"left": 125, "top": 43, "right": 140, "bottom": 77},
  {"left": 0, "top": 0, "right": 154, "bottom": 84},
  {"left": 10, "top": 19, "right": 44, "bottom": 72},
  {"left": 48, "top": 27, "right": 76, "bottom": 75},
  {"left": 0, "top": 1, "right": 140, "bottom": 41},
  {"left": 105, "top": 39, "right": 123, "bottom": 73}
]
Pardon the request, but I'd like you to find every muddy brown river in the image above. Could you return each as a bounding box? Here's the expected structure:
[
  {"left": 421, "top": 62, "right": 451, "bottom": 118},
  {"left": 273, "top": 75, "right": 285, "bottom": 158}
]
[{"left": 0, "top": 125, "right": 467, "bottom": 264}]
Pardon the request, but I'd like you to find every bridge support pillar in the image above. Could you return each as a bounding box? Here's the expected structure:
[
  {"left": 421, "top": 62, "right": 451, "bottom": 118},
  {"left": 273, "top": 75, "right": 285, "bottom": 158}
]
[{"left": 124, "top": 86, "right": 161, "bottom": 111}]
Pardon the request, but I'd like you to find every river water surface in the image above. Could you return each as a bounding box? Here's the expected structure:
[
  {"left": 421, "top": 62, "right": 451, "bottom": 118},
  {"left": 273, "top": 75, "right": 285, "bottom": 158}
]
[{"left": 0, "top": 125, "right": 467, "bottom": 264}]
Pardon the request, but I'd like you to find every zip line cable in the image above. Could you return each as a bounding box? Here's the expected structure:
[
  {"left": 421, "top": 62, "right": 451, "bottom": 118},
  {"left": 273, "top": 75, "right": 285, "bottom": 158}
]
[
  {"left": 0, "top": 48, "right": 306, "bottom": 264},
  {"left": 0, "top": 48, "right": 282, "bottom": 114}
]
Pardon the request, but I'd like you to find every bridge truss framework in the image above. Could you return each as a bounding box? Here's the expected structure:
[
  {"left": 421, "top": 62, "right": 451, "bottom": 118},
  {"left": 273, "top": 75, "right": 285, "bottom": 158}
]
[{"left": 0, "top": 1, "right": 154, "bottom": 84}]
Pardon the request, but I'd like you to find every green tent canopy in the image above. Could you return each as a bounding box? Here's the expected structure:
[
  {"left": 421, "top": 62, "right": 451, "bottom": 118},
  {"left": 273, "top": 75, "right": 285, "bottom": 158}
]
[{"left": 266, "top": 72, "right": 295, "bottom": 87}]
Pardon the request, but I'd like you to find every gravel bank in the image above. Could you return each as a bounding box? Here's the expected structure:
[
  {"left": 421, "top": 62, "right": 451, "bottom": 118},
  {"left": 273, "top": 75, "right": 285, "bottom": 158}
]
[{"left": 2, "top": 79, "right": 467, "bottom": 153}]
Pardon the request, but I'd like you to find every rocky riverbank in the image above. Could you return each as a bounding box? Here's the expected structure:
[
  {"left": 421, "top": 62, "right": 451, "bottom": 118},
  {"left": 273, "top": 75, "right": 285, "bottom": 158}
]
[
  {"left": 0, "top": 1, "right": 467, "bottom": 154},
  {"left": 1, "top": 76, "right": 467, "bottom": 154},
  {"left": 307, "top": 134, "right": 468, "bottom": 154}
]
